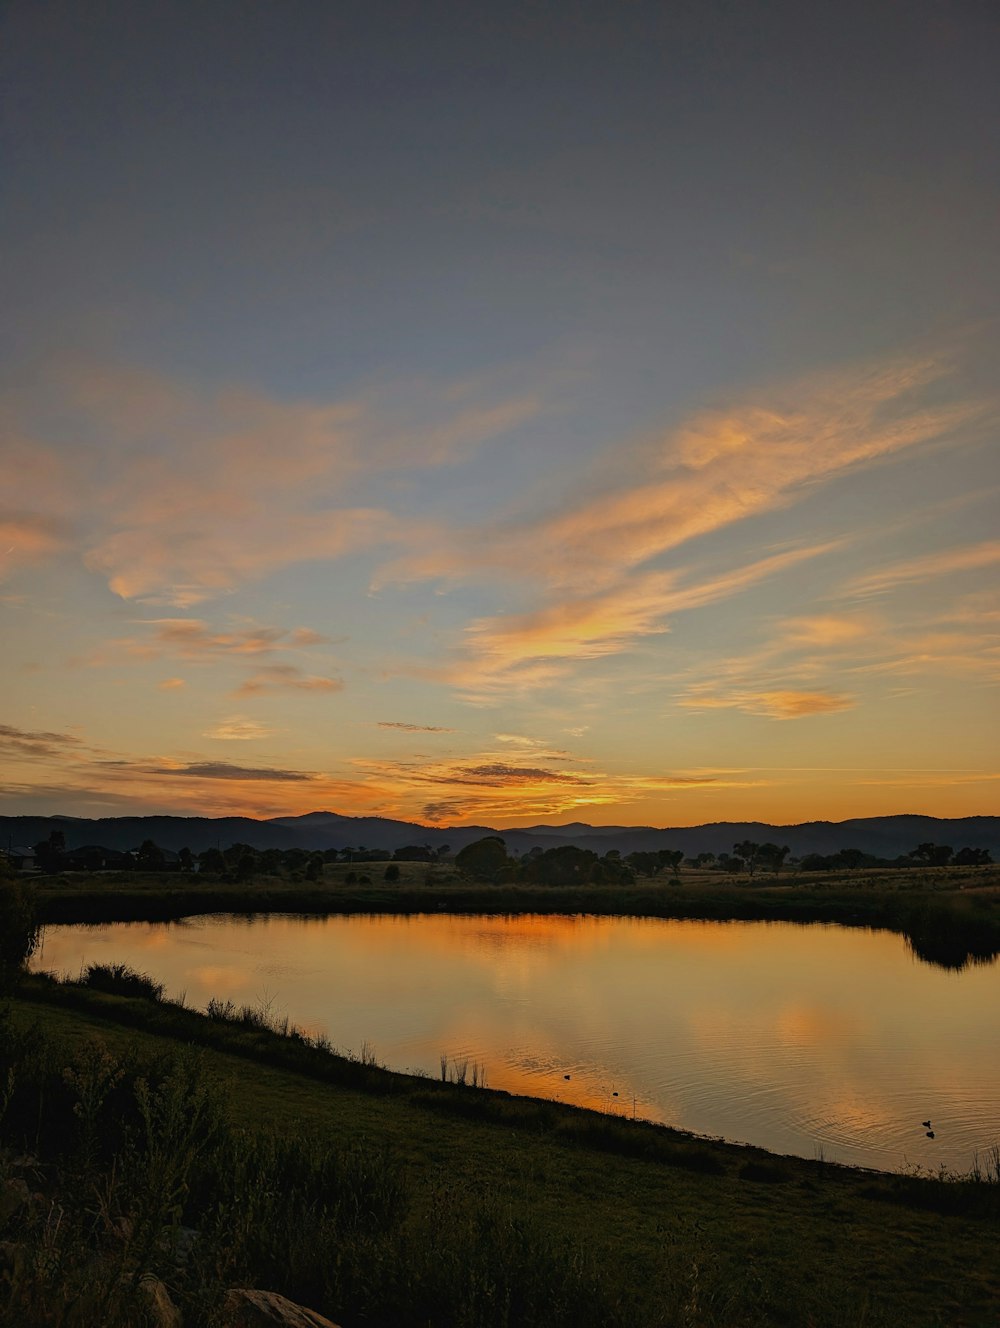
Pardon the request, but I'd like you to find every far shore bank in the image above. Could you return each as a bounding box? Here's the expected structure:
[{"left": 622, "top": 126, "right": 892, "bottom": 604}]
[{"left": 32, "top": 863, "right": 1000, "bottom": 969}]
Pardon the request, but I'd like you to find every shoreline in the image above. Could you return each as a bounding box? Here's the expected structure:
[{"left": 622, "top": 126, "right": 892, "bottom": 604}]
[{"left": 32, "top": 868, "right": 1000, "bottom": 970}]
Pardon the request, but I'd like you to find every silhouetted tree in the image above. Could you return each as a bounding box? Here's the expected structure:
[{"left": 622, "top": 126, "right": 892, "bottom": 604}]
[
  {"left": 305, "top": 853, "right": 324, "bottom": 881},
  {"left": 909, "top": 842, "right": 953, "bottom": 867},
  {"left": 393, "top": 845, "right": 434, "bottom": 862},
  {"left": 136, "top": 839, "right": 164, "bottom": 868},
  {"left": 833, "top": 848, "right": 868, "bottom": 870},
  {"left": 733, "top": 841, "right": 761, "bottom": 876},
  {"left": 32, "top": 830, "right": 66, "bottom": 871},
  {"left": 199, "top": 847, "right": 224, "bottom": 874},
  {"left": 625, "top": 851, "right": 660, "bottom": 876},
  {"left": 384, "top": 863, "right": 401, "bottom": 882},
  {"left": 455, "top": 836, "right": 510, "bottom": 881},
  {"left": 953, "top": 846, "right": 992, "bottom": 866},
  {"left": 757, "top": 843, "right": 790, "bottom": 875}
]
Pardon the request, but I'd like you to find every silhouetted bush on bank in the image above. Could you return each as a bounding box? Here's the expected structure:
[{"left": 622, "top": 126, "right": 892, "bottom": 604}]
[{"left": 81, "top": 961, "right": 165, "bottom": 1001}]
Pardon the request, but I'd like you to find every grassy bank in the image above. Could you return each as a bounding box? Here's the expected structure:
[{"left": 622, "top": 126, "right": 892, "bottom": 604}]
[
  {"left": 4, "top": 977, "right": 1000, "bottom": 1327},
  {"left": 33, "top": 862, "right": 1000, "bottom": 968}
]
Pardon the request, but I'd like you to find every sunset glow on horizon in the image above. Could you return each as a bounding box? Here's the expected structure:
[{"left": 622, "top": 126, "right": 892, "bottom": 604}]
[{"left": 2, "top": 1, "right": 998, "bottom": 830}]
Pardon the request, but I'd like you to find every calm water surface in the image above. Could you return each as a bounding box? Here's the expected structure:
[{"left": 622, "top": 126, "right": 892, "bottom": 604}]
[{"left": 34, "top": 913, "right": 1000, "bottom": 1173}]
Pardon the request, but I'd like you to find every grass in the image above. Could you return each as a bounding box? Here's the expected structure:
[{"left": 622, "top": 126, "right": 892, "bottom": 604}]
[{"left": 3, "top": 976, "right": 999, "bottom": 1326}]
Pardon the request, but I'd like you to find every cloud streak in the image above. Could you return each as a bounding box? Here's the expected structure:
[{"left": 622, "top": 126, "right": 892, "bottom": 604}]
[
  {"left": 234, "top": 665, "right": 344, "bottom": 696},
  {"left": 0, "top": 722, "right": 84, "bottom": 759},
  {"left": 132, "top": 761, "right": 314, "bottom": 783},
  {"left": 380, "top": 352, "right": 979, "bottom": 594},
  {"left": 3, "top": 357, "right": 545, "bottom": 606},
  {"left": 445, "top": 542, "right": 838, "bottom": 700},
  {"left": 112, "top": 619, "right": 333, "bottom": 661},
  {"left": 377, "top": 721, "right": 457, "bottom": 733},
  {"left": 846, "top": 540, "right": 1000, "bottom": 598},
  {"left": 677, "top": 687, "right": 856, "bottom": 719}
]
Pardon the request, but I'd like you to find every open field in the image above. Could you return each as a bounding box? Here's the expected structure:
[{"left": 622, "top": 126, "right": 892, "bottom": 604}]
[{"left": 4, "top": 977, "right": 1000, "bottom": 1327}]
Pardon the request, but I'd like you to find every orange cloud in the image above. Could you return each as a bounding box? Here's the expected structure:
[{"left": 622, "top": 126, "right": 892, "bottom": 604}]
[
  {"left": 203, "top": 716, "right": 276, "bottom": 740},
  {"left": 0, "top": 722, "right": 84, "bottom": 759},
  {"left": 0, "top": 512, "right": 68, "bottom": 575},
  {"left": 133, "top": 618, "right": 331, "bottom": 659},
  {"left": 234, "top": 665, "right": 344, "bottom": 697},
  {"left": 445, "top": 543, "right": 837, "bottom": 700},
  {"left": 678, "top": 687, "right": 855, "bottom": 719},
  {"left": 848, "top": 629, "right": 1000, "bottom": 682},
  {"left": 378, "top": 350, "right": 979, "bottom": 593},
  {"left": 779, "top": 614, "right": 879, "bottom": 647},
  {"left": 377, "top": 721, "right": 457, "bottom": 732},
  {"left": 3, "top": 357, "right": 544, "bottom": 606}
]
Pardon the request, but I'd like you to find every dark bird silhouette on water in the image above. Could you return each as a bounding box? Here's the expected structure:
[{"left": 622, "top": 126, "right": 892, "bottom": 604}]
[
  {"left": 922, "top": 1120, "right": 932, "bottom": 1128},
  {"left": 564, "top": 1074, "right": 571, "bottom": 1080},
  {"left": 926, "top": 1130, "right": 935, "bottom": 1139}
]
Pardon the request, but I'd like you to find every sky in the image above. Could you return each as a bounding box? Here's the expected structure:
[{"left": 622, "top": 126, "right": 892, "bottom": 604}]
[{"left": 1, "top": 0, "right": 998, "bottom": 829}]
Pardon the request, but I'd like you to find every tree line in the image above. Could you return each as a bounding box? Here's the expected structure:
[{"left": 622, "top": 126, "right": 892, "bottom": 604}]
[{"left": 12, "top": 829, "right": 994, "bottom": 886}]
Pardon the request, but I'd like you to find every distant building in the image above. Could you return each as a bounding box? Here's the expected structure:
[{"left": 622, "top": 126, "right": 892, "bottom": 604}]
[{"left": 2, "top": 845, "right": 37, "bottom": 872}]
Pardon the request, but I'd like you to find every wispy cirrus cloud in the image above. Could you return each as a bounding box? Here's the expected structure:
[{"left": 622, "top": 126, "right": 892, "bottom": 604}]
[
  {"left": 0, "top": 722, "right": 84, "bottom": 759},
  {"left": 444, "top": 542, "right": 838, "bottom": 700},
  {"left": 677, "top": 687, "right": 856, "bottom": 719},
  {"left": 377, "top": 721, "right": 457, "bottom": 733},
  {"left": 0, "top": 513, "right": 69, "bottom": 578},
  {"left": 109, "top": 618, "right": 332, "bottom": 661},
  {"left": 83, "top": 616, "right": 342, "bottom": 697},
  {"left": 845, "top": 540, "right": 1000, "bottom": 598},
  {"left": 234, "top": 665, "right": 344, "bottom": 697},
  {"left": 2, "top": 357, "right": 545, "bottom": 606},
  {"left": 778, "top": 614, "right": 879, "bottom": 647},
  {"left": 121, "top": 761, "right": 313, "bottom": 783},
  {"left": 372, "top": 349, "right": 987, "bottom": 705},
  {"left": 379, "top": 351, "right": 981, "bottom": 595},
  {"left": 847, "top": 629, "right": 1000, "bottom": 682},
  {"left": 203, "top": 717, "right": 276, "bottom": 741}
]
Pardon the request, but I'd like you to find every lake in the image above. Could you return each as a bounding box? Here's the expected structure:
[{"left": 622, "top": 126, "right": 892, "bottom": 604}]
[{"left": 33, "top": 911, "right": 1000, "bottom": 1173}]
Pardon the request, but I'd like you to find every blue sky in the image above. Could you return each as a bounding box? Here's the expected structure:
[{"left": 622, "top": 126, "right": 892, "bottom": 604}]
[{"left": 2, "top": 0, "right": 998, "bottom": 826}]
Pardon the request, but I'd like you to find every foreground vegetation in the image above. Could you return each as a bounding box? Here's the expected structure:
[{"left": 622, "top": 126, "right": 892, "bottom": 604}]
[{"left": 3, "top": 974, "right": 1000, "bottom": 1327}]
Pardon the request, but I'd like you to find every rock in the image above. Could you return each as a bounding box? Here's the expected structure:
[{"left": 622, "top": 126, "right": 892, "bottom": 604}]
[
  {"left": 222, "top": 1288, "right": 342, "bottom": 1328},
  {"left": 138, "top": 1273, "right": 183, "bottom": 1328}
]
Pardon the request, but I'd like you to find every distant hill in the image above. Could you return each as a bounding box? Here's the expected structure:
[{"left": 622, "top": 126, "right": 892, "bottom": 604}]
[{"left": 3, "top": 811, "right": 998, "bottom": 860}]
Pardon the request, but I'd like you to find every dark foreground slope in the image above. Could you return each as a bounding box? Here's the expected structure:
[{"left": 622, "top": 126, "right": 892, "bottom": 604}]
[{"left": 4, "top": 980, "right": 999, "bottom": 1328}]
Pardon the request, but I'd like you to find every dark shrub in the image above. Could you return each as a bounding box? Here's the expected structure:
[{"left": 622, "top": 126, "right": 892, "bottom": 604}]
[{"left": 82, "top": 963, "right": 165, "bottom": 1002}]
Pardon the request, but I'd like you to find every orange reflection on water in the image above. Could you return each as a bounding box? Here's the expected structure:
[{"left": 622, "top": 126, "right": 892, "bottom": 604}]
[{"left": 32, "top": 912, "right": 1000, "bottom": 1171}]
